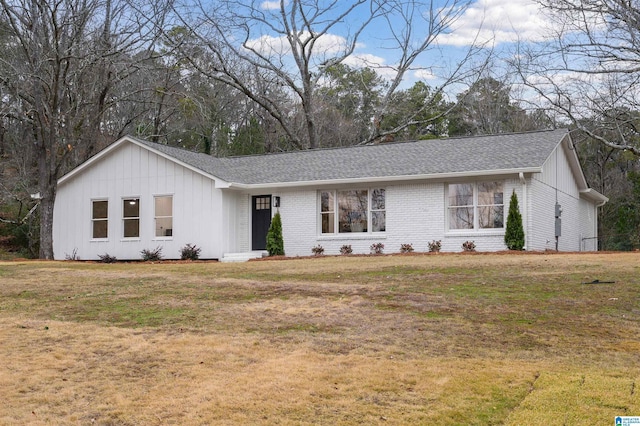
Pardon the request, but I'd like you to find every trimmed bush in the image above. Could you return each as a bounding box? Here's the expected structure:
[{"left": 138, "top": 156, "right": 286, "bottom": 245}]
[
  {"left": 97, "top": 253, "right": 117, "bottom": 263},
  {"left": 141, "top": 246, "right": 163, "bottom": 261},
  {"left": 370, "top": 242, "right": 384, "bottom": 254},
  {"left": 340, "top": 245, "right": 353, "bottom": 255},
  {"left": 266, "top": 212, "right": 285, "bottom": 256},
  {"left": 311, "top": 244, "right": 324, "bottom": 256},
  {"left": 462, "top": 241, "right": 476, "bottom": 252},
  {"left": 180, "top": 244, "right": 201, "bottom": 260},
  {"left": 505, "top": 190, "right": 525, "bottom": 250},
  {"left": 400, "top": 243, "right": 414, "bottom": 253},
  {"left": 428, "top": 240, "right": 442, "bottom": 253}
]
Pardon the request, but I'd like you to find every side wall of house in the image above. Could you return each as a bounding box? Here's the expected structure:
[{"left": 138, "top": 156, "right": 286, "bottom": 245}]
[
  {"left": 53, "top": 143, "right": 227, "bottom": 260},
  {"left": 527, "top": 143, "right": 596, "bottom": 251},
  {"left": 579, "top": 198, "right": 599, "bottom": 251},
  {"left": 266, "top": 178, "right": 523, "bottom": 257}
]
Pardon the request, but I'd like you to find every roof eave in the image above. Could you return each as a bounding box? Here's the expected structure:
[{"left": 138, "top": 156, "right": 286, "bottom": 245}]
[
  {"left": 226, "top": 167, "right": 542, "bottom": 190},
  {"left": 580, "top": 188, "right": 609, "bottom": 205},
  {"left": 58, "top": 136, "right": 231, "bottom": 188}
]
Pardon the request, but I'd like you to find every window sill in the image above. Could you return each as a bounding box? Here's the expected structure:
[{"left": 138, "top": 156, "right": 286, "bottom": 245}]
[
  {"left": 90, "top": 239, "right": 109, "bottom": 242},
  {"left": 120, "top": 238, "right": 141, "bottom": 242},
  {"left": 153, "top": 237, "right": 174, "bottom": 241},
  {"left": 445, "top": 229, "right": 505, "bottom": 237},
  {"left": 318, "top": 233, "right": 387, "bottom": 241}
]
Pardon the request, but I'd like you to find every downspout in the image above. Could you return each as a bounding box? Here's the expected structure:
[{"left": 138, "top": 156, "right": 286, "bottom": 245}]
[{"left": 519, "top": 172, "right": 528, "bottom": 250}]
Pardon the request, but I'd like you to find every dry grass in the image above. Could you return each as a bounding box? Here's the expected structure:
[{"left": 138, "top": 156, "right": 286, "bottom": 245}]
[{"left": 0, "top": 252, "right": 639, "bottom": 425}]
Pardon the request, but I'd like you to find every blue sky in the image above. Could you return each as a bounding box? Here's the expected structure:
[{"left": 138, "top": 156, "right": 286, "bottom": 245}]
[{"left": 245, "top": 0, "right": 556, "bottom": 90}]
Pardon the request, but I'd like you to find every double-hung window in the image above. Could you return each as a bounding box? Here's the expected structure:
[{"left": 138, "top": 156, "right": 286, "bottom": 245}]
[
  {"left": 123, "top": 198, "right": 140, "bottom": 238},
  {"left": 154, "top": 195, "right": 173, "bottom": 237},
  {"left": 92, "top": 200, "right": 108, "bottom": 239},
  {"left": 448, "top": 182, "right": 504, "bottom": 230},
  {"left": 320, "top": 188, "right": 386, "bottom": 234}
]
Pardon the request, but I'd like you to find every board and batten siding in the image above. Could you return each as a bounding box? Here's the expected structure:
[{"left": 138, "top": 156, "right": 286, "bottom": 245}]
[
  {"left": 527, "top": 141, "right": 589, "bottom": 251},
  {"left": 53, "top": 143, "right": 229, "bottom": 260},
  {"left": 579, "top": 199, "right": 598, "bottom": 251}
]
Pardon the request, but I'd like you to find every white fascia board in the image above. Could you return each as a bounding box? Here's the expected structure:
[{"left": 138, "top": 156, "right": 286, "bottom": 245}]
[
  {"left": 58, "top": 136, "right": 130, "bottom": 186},
  {"left": 125, "top": 139, "right": 226, "bottom": 185},
  {"left": 561, "top": 134, "right": 590, "bottom": 190},
  {"left": 225, "top": 167, "right": 542, "bottom": 190},
  {"left": 58, "top": 136, "right": 230, "bottom": 188}
]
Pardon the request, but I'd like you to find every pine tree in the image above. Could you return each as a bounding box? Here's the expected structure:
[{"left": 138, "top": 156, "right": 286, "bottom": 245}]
[
  {"left": 505, "top": 190, "right": 525, "bottom": 250},
  {"left": 266, "top": 212, "right": 285, "bottom": 256}
]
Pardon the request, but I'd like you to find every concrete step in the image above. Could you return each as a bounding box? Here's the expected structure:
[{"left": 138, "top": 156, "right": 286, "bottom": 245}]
[{"left": 220, "top": 251, "right": 268, "bottom": 263}]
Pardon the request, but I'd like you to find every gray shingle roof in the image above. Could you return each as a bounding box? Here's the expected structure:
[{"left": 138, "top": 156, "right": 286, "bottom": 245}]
[{"left": 132, "top": 129, "right": 568, "bottom": 185}]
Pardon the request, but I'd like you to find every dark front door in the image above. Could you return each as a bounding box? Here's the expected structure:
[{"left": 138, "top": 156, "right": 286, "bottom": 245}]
[{"left": 252, "top": 195, "right": 272, "bottom": 250}]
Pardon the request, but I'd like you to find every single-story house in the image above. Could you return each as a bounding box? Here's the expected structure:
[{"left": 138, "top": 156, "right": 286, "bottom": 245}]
[{"left": 53, "top": 129, "right": 608, "bottom": 261}]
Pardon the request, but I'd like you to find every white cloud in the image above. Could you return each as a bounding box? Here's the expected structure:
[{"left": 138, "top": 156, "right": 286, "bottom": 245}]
[
  {"left": 436, "top": 0, "right": 553, "bottom": 47},
  {"left": 260, "top": 1, "right": 282, "bottom": 10},
  {"left": 244, "top": 32, "right": 354, "bottom": 57},
  {"left": 413, "top": 69, "right": 437, "bottom": 81},
  {"left": 343, "top": 53, "right": 384, "bottom": 68},
  {"left": 244, "top": 34, "right": 290, "bottom": 56}
]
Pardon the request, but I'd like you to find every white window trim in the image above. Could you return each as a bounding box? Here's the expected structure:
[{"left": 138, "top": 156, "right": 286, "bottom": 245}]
[
  {"left": 153, "top": 194, "right": 174, "bottom": 241},
  {"left": 318, "top": 188, "right": 386, "bottom": 235},
  {"left": 445, "top": 181, "right": 505, "bottom": 235},
  {"left": 122, "top": 196, "right": 141, "bottom": 240},
  {"left": 90, "top": 198, "right": 109, "bottom": 241}
]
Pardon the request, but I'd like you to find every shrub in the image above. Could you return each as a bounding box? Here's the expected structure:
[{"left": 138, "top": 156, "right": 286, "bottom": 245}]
[
  {"left": 180, "top": 243, "right": 201, "bottom": 260},
  {"left": 65, "top": 248, "right": 79, "bottom": 261},
  {"left": 400, "top": 243, "right": 414, "bottom": 253},
  {"left": 462, "top": 240, "right": 476, "bottom": 252},
  {"left": 428, "top": 240, "right": 442, "bottom": 253},
  {"left": 505, "top": 190, "right": 525, "bottom": 250},
  {"left": 340, "top": 244, "right": 353, "bottom": 255},
  {"left": 370, "top": 242, "right": 384, "bottom": 254},
  {"left": 311, "top": 244, "right": 324, "bottom": 256},
  {"left": 97, "top": 253, "right": 117, "bottom": 263},
  {"left": 266, "top": 212, "right": 285, "bottom": 256},
  {"left": 141, "top": 246, "right": 163, "bottom": 261}
]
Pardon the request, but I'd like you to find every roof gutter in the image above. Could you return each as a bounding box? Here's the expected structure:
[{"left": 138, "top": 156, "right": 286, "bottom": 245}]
[
  {"left": 224, "top": 167, "right": 543, "bottom": 190},
  {"left": 580, "top": 188, "right": 608, "bottom": 206}
]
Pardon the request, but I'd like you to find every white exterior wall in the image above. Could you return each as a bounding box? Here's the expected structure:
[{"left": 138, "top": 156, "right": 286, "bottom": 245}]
[
  {"left": 527, "top": 143, "right": 592, "bottom": 251},
  {"left": 54, "top": 138, "right": 601, "bottom": 259},
  {"left": 440, "top": 178, "right": 521, "bottom": 253},
  {"left": 267, "top": 178, "right": 525, "bottom": 257},
  {"left": 53, "top": 143, "right": 229, "bottom": 260},
  {"left": 579, "top": 199, "right": 599, "bottom": 251}
]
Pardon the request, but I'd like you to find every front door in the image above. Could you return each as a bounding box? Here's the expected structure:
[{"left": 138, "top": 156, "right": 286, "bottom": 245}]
[{"left": 252, "top": 195, "right": 272, "bottom": 250}]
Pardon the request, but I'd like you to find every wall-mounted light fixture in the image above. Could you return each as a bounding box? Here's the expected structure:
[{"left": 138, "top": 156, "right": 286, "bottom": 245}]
[{"left": 273, "top": 196, "right": 280, "bottom": 208}]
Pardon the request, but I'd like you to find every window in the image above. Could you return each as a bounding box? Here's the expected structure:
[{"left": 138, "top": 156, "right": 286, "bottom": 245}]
[
  {"left": 320, "top": 189, "right": 385, "bottom": 234},
  {"left": 92, "top": 200, "right": 108, "bottom": 239},
  {"left": 123, "top": 198, "right": 140, "bottom": 238},
  {"left": 155, "top": 196, "right": 173, "bottom": 237},
  {"left": 255, "top": 196, "right": 270, "bottom": 210},
  {"left": 371, "top": 189, "right": 386, "bottom": 232},
  {"left": 321, "top": 191, "right": 335, "bottom": 233},
  {"left": 448, "top": 182, "right": 504, "bottom": 230}
]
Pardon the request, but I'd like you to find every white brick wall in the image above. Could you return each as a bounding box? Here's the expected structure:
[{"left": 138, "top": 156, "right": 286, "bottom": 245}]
[{"left": 273, "top": 180, "right": 523, "bottom": 257}]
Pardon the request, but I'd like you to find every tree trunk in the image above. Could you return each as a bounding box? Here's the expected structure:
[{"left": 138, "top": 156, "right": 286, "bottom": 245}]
[{"left": 38, "top": 187, "right": 56, "bottom": 260}]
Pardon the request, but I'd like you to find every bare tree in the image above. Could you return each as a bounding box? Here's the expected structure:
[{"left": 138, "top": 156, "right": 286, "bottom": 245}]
[
  {"left": 513, "top": 0, "right": 640, "bottom": 153},
  {"left": 168, "top": 0, "right": 489, "bottom": 149},
  {"left": 0, "top": 0, "right": 168, "bottom": 258}
]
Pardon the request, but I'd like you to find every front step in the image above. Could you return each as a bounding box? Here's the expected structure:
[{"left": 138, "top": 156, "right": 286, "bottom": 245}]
[{"left": 220, "top": 251, "right": 268, "bottom": 263}]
